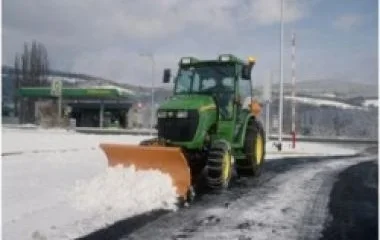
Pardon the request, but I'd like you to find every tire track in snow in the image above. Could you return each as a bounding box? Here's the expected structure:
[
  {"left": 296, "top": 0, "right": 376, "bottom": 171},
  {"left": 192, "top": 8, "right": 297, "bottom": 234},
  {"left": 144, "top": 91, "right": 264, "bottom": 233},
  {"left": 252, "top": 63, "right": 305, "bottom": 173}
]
[
  {"left": 169, "top": 158, "right": 371, "bottom": 240},
  {"left": 118, "top": 154, "right": 367, "bottom": 240},
  {"left": 296, "top": 171, "right": 338, "bottom": 240}
]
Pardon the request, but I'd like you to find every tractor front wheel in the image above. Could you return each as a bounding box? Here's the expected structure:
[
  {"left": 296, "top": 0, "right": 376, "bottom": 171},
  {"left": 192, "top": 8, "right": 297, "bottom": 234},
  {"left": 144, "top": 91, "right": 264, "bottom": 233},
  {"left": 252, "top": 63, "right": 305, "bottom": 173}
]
[
  {"left": 205, "top": 140, "right": 233, "bottom": 190},
  {"left": 237, "top": 120, "right": 265, "bottom": 176}
]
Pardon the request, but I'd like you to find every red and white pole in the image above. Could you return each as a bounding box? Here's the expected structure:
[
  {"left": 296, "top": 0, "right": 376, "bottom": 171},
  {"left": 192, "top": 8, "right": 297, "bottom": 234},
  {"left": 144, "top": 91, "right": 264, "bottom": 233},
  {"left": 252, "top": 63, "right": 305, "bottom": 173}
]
[{"left": 291, "top": 32, "right": 296, "bottom": 149}]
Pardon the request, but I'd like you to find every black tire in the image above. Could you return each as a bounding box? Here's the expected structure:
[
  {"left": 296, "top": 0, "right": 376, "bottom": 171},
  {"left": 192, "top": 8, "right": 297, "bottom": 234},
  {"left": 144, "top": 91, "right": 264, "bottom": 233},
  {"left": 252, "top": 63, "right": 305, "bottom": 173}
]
[
  {"left": 205, "top": 140, "right": 233, "bottom": 190},
  {"left": 177, "top": 186, "right": 196, "bottom": 207},
  {"left": 237, "top": 119, "right": 265, "bottom": 176},
  {"left": 257, "top": 121, "right": 266, "bottom": 159}
]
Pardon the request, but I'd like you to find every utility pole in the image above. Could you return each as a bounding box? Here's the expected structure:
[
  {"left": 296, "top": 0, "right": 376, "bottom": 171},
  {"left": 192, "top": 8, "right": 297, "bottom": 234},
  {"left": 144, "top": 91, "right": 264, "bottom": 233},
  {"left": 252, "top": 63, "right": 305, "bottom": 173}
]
[
  {"left": 277, "top": 0, "right": 285, "bottom": 151},
  {"left": 291, "top": 31, "right": 296, "bottom": 148},
  {"left": 50, "top": 79, "right": 62, "bottom": 126},
  {"left": 264, "top": 71, "right": 273, "bottom": 143},
  {"left": 58, "top": 88, "right": 62, "bottom": 125}
]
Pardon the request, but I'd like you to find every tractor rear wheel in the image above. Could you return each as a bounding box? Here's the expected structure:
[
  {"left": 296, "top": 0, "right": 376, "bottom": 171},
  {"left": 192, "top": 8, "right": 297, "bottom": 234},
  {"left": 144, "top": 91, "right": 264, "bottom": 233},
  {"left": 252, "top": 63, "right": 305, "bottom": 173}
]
[
  {"left": 237, "top": 119, "right": 265, "bottom": 176},
  {"left": 205, "top": 140, "right": 233, "bottom": 190}
]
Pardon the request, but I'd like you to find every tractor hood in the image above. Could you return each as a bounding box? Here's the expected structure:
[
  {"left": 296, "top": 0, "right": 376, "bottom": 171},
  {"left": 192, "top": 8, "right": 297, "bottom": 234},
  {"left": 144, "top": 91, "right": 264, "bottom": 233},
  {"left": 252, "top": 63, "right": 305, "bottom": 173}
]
[
  {"left": 159, "top": 94, "right": 216, "bottom": 112},
  {"left": 156, "top": 94, "right": 218, "bottom": 149}
]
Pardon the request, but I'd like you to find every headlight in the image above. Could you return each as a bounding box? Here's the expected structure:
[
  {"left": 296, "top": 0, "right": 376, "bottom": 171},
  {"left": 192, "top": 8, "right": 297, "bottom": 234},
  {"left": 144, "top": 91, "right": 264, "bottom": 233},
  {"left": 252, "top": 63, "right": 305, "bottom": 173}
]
[
  {"left": 176, "top": 111, "right": 188, "bottom": 118},
  {"left": 167, "top": 111, "right": 175, "bottom": 118},
  {"left": 157, "top": 111, "right": 167, "bottom": 118}
]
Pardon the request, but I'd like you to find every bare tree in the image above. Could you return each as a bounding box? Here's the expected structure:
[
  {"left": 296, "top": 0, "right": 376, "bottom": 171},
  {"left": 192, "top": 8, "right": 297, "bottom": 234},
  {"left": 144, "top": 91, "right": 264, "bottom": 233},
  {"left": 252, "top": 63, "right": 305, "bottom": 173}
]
[
  {"left": 15, "top": 40, "right": 50, "bottom": 123},
  {"left": 14, "top": 54, "right": 21, "bottom": 117}
]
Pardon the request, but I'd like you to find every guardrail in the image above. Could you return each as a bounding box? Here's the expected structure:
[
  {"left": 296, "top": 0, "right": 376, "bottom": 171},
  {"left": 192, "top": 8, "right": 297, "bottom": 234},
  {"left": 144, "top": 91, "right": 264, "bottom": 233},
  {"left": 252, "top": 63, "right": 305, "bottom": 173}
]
[
  {"left": 268, "top": 134, "right": 378, "bottom": 144},
  {"left": 74, "top": 127, "right": 378, "bottom": 144}
]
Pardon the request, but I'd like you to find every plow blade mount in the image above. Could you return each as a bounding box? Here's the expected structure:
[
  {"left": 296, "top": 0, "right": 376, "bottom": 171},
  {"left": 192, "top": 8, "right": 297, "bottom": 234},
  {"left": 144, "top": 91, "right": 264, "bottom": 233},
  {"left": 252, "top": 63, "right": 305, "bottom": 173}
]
[{"left": 99, "top": 144, "right": 191, "bottom": 199}]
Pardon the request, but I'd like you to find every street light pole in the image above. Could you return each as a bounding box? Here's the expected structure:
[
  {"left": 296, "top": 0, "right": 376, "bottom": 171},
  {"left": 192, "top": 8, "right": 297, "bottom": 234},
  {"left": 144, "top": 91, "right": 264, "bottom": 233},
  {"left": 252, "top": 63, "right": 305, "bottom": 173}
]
[
  {"left": 264, "top": 71, "right": 273, "bottom": 143},
  {"left": 278, "top": 0, "right": 284, "bottom": 151},
  {"left": 151, "top": 55, "right": 155, "bottom": 134},
  {"left": 291, "top": 31, "right": 296, "bottom": 148},
  {"left": 140, "top": 52, "right": 155, "bottom": 135}
]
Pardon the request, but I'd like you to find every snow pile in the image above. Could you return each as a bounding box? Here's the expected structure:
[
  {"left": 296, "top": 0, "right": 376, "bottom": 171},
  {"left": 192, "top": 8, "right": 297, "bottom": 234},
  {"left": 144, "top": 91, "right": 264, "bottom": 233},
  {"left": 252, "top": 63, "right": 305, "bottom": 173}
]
[
  {"left": 2, "top": 129, "right": 174, "bottom": 240},
  {"left": 67, "top": 165, "right": 178, "bottom": 225}
]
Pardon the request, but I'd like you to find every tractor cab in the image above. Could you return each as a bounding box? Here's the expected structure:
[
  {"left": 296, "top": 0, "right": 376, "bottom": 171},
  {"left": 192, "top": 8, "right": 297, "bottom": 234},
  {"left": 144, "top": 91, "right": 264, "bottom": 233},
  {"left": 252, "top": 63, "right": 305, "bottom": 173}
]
[
  {"left": 162, "top": 54, "right": 256, "bottom": 121},
  {"left": 162, "top": 54, "right": 257, "bottom": 143}
]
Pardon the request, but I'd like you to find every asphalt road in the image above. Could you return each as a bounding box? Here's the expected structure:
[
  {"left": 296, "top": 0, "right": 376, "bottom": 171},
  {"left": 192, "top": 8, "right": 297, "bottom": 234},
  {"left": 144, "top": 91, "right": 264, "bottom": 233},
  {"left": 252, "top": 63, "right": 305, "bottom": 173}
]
[
  {"left": 77, "top": 146, "right": 378, "bottom": 240},
  {"left": 320, "top": 160, "right": 378, "bottom": 240}
]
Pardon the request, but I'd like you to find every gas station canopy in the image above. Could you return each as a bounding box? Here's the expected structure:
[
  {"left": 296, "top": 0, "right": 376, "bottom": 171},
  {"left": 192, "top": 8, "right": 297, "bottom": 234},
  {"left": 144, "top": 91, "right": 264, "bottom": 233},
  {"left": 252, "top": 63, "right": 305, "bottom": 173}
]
[{"left": 18, "top": 85, "right": 136, "bottom": 99}]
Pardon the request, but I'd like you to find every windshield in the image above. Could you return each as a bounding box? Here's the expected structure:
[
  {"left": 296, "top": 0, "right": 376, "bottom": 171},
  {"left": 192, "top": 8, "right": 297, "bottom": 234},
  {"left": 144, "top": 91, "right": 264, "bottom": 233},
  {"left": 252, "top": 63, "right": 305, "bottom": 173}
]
[{"left": 174, "top": 64, "right": 235, "bottom": 94}]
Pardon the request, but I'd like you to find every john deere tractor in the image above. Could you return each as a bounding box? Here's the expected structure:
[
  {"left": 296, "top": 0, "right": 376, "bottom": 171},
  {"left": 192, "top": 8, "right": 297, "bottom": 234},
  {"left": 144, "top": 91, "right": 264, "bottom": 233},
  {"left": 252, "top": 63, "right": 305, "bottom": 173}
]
[{"left": 100, "top": 54, "right": 266, "bottom": 201}]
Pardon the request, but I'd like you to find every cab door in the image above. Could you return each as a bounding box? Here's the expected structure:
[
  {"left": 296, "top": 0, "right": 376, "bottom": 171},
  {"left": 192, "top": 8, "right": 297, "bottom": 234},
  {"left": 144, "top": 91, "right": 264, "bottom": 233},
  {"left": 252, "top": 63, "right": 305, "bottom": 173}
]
[
  {"left": 232, "top": 75, "right": 253, "bottom": 143},
  {"left": 215, "top": 77, "right": 237, "bottom": 142}
]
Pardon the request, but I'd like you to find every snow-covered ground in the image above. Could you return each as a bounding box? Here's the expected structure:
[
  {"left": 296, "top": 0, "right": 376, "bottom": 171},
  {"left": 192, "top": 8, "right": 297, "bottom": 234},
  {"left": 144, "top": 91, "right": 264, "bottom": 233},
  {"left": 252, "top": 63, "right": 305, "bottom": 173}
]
[
  {"left": 265, "top": 141, "right": 358, "bottom": 159},
  {"left": 362, "top": 99, "right": 378, "bottom": 108},
  {"left": 1, "top": 128, "right": 361, "bottom": 240},
  {"left": 2, "top": 128, "right": 148, "bottom": 153},
  {"left": 284, "top": 96, "right": 365, "bottom": 110}
]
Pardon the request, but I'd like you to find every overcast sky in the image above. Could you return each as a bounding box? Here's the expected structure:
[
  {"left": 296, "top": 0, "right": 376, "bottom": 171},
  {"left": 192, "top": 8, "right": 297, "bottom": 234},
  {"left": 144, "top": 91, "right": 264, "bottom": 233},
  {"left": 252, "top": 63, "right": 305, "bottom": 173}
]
[{"left": 2, "top": 0, "right": 378, "bottom": 87}]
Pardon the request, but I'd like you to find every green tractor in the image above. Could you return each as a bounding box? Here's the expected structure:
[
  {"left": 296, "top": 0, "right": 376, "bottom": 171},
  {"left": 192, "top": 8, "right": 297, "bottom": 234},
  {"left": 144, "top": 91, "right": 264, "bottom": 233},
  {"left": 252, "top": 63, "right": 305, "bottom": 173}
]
[{"left": 100, "top": 54, "right": 266, "bottom": 201}]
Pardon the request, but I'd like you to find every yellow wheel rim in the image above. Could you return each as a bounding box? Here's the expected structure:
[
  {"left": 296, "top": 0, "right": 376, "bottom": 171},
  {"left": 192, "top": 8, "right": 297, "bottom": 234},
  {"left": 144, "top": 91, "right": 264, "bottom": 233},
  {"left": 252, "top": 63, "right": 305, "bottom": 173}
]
[
  {"left": 221, "top": 151, "right": 231, "bottom": 182},
  {"left": 254, "top": 134, "right": 263, "bottom": 165}
]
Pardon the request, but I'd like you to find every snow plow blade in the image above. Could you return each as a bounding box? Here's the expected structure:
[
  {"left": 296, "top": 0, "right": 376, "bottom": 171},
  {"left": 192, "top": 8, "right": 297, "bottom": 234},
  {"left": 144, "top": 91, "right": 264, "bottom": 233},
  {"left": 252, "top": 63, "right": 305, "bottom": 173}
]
[{"left": 99, "top": 144, "right": 191, "bottom": 199}]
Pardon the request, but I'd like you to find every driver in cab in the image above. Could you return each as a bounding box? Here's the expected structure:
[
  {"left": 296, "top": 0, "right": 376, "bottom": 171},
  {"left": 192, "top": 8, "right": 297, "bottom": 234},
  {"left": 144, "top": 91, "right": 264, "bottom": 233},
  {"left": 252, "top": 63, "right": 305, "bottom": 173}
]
[{"left": 202, "top": 78, "right": 234, "bottom": 119}]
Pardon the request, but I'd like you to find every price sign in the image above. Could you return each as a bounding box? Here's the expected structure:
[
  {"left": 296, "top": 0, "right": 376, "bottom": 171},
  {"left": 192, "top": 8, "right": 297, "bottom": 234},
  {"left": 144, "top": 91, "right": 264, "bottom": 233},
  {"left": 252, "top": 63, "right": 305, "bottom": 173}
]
[{"left": 51, "top": 79, "right": 62, "bottom": 97}]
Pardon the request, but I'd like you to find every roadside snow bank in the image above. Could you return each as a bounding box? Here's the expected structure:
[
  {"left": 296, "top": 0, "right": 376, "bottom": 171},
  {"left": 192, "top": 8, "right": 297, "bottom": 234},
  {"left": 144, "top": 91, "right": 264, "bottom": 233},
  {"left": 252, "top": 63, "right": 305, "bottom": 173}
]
[
  {"left": 2, "top": 128, "right": 149, "bottom": 153},
  {"left": 67, "top": 165, "right": 178, "bottom": 225},
  {"left": 266, "top": 141, "right": 359, "bottom": 159}
]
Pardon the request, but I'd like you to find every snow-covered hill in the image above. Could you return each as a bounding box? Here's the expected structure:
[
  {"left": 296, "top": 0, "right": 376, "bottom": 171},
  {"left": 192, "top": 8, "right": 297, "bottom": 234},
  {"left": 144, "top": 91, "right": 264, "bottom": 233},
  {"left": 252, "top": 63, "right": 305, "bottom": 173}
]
[
  {"left": 284, "top": 96, "right": 366, "bottom": 110},
  {"left": 267, "top": 79, "right": 378, "bottom": 98}
]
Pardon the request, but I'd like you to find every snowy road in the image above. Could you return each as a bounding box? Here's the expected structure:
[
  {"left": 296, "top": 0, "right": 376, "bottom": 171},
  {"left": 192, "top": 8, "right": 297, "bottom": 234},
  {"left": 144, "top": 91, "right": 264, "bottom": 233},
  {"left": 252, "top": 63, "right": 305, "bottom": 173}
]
[{"left": 79, "top": 152, "right": 377, "bottom": 240}]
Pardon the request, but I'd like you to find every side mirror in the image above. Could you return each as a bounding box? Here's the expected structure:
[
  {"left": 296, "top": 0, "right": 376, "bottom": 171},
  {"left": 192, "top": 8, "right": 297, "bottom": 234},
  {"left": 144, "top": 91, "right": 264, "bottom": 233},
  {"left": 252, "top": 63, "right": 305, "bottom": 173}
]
[{"left": 163, "top": 69, "right": 171, "bottom": 83}]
